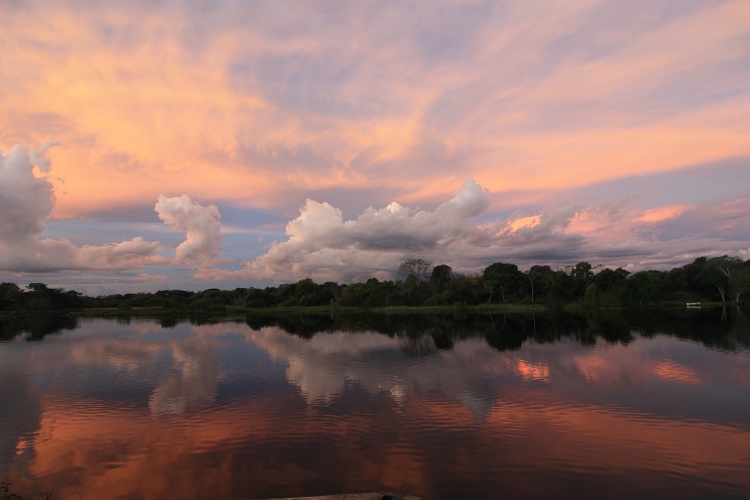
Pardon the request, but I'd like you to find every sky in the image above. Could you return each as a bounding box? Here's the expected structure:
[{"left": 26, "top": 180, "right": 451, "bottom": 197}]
[{"left": 1, "top": 0, "right": 749, "bottom": 294}]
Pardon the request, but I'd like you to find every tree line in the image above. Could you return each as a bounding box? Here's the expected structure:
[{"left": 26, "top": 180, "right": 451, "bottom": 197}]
[{"left": 1, "top": 255, "right": 749, "bottom": 312}]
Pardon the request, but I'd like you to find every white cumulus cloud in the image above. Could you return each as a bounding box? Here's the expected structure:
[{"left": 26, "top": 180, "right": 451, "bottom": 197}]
[
  {"left": 155, "top": 194, "right": 222, "bottom": 269},
  {"left": 200, "top": 179, "right": 517, "bottom": 282},
  {"left": 0, "top": 144, "right": 165, "bottom": 272},
  {"left": 198, "top": 178, "right": 684, "bottom": 283}
]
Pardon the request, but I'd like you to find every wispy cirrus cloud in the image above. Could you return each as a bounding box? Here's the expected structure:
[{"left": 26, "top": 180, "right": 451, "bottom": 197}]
[
  {"left": 2, "top": 1, "right": 749, "bottom": 289},
  {"left": 3, "top": 1, "right": 749, "bottom": 217}
]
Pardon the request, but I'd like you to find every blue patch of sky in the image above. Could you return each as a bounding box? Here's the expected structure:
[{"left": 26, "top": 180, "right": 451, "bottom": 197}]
[
  {"left": 651, "top": 206, "right": 750, "bottom": 242},
  {"left": 217, "top": 204, "right": 287, "bottom": 229},
  {"left": 40, "top": 203, "right": 285, "bottom": 250},
  {"left": 555, "top": 157, "right": 750, "bottom": 209},
  {"left": 219, "top": 232, "right": 277, "bottom": 263},
  {"left": 470, "top": 157, "right": 750, "bottom": 228},
  {"left": 39, "top": 219, "right": 176, "bottom": 247}
]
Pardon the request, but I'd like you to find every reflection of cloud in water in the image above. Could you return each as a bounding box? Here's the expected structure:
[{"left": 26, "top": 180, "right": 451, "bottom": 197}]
[
  {"left": 246, "top": 328, "right": 551, "bottom": 420},
  {"left": 5, "top": 318, "right": 750, "bottom": 498},
  {"left": 23, "top": 319, "right": 224, "bottom": 418},
  {"left": 145, "top": 321, "right": 247, "bottom": 416},
  {"left": 69, "top": 340, "right": 162, "bottom": 373},
  {"left": 514, "top": 359, "right": 550, "bottom": 382},
  {"left": 249, "top": 328, "right": 404, "bottom": 405},
  {"left": 63, "top": 332, "right": 220, "bottom": 417},
  {"left": 651, "top": 360, "right": 701, "bottom": 385},
  {"left": 571, "top": 341, "right": 705, "bottom": 386},
  {"left": 148, "top": 339, "right": 218, "bottom": 416}
]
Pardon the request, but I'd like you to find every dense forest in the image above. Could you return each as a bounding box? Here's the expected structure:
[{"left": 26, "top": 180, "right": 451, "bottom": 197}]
[{"left": 1, "top": 256, "right": 749, "bottom": 313}]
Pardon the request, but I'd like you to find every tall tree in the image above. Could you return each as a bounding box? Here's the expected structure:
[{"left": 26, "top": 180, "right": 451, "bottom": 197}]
[
  {"left": 397, "top": 258, "right": 433, "bottom": 283},
  {"left": 430, "top": 264, "right": 453, "bottom": 293},
  {"left": 711, "top": 256, "right": 750, "bottom": 304},
  {"left": 0, "top": 282, "right": 24, "bottom": 310},
  {"left": 483, "top": 262, "right": 522, "bottom": 303}
]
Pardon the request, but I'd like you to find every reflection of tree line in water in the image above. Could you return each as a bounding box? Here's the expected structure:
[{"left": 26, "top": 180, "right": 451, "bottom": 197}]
[
  {"left": 0, "top": 314, "right": 77, "bottom": 342},
  {"left": 3, "top": 308, "right": 749, "bottom": 352}
]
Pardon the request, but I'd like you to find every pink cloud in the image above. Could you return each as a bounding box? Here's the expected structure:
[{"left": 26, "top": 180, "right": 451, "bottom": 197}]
[
  {"left": 637, "top": 205, "right": 693, "bottom": 223},
  {"left": 2, "top": 1, "right": 748, "bottom": 219},
  {"left": 0, "top": 145, "right": 166, "bottom": 272}
]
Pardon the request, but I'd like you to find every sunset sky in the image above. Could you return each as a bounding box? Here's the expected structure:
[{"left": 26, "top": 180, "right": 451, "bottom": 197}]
[{"left": 2, "top": 0, "right": 749, "bottom": 294}]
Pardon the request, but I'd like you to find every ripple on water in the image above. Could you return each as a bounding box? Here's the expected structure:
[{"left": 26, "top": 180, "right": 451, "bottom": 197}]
[{"left": 4, "top": 316, "right": 750, "bottom": 500}]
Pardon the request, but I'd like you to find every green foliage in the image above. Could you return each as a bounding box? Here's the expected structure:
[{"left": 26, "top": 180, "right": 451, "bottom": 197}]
[
  {"left": 3, "top": 255, "right": 750, "bottom": 314},
  {"left": 430, "top": 264, "right": 453, "bottom": 293},
  {"left": 482, "top": 262, "right": 523, "bottom": 303},
  {"left": 584, "top": 282, "right": 598, "bottom": 308}
]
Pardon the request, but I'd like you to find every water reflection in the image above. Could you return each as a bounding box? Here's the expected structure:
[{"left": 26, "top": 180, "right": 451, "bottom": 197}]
[
  {"left": 0, "top": 310, "right": 749, "bottom": 499},
  {"left": 2, "top": 307, "right": 750, "bottom": 351},
  {"left": 0, "top": 314, "right": 77, "bottom": 342}
]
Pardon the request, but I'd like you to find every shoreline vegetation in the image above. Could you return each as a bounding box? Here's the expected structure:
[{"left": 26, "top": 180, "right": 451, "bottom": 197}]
[
  {"left": 45, "top": 301, "right": 736, "bottom": 319},
  {"left": 1, "top": 256, "right": 748, "bottom": 318}
]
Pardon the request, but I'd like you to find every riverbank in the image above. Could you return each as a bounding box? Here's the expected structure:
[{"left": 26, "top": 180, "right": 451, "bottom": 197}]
[{"left": 0, "top": 300, "right": 734, "bottom": 321}]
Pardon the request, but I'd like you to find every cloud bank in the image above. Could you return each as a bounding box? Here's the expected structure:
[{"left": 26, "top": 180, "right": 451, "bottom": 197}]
[
  {"left": 0, "top": 145, "right": 225, "bottom": 276},
  {"left": 195, "top": 177, "right": 750, "bottom": 283},
  {"left": 0, "top": 145, "right": 165, "bottom": 272},
  {"left": 195, "top": 179, "right": 598, "bottom": 282},
  {"left": 198, "top": 179, "right": 497, "bottom": 282},
  {"left": 2, "top": 144, "right": 749, "bottom": 288}
]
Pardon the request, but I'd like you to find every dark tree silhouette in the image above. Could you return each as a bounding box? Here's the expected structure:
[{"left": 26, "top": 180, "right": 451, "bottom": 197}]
[{"left": 397, "top": 258, "right": 433, "bottom": 283}]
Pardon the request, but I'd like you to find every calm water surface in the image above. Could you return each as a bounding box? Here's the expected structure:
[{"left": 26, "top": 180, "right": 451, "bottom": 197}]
[{"left": 1, "top": 310, "right": 750, "bottom": 499}]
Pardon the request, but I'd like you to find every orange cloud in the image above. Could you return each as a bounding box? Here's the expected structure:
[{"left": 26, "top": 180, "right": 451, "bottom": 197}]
[
  {"left": 509, "top": 215, "right": 541, "bottom": 232},
  {"left": 637, "top": 204, "right": 693, "bottom": 223},
  {"left": 651, "top": 360, "right": 701, "bottom": 385},
  {"left": 18, "top": 395, "right": 434, "bottom": 499},
  {"left": 3, "top": 1, "right": 749, "bottom": 220}
]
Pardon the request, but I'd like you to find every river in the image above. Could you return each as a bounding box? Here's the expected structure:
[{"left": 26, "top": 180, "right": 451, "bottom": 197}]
[{"left": 1, "top": 309, "right": 749, "bottom": 499}]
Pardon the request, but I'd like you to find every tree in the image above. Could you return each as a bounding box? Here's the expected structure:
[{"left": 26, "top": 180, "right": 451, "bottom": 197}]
[
  {"left": 584, "top": 282, "right": 598, "bottom": 308},
  {"left": 568, "top": 261, "right": 601, "bottom": 279},
  {"left": 245, "top": 287, "right": 273, "bottom": 307},
  {"left": 25, "top": 282, "right": 56, "bottom": 310},
  {"left": 626, "top": 270, "right": 665, "bottom": 308},
  {"left": 27, "top": 282, "right": 52, "bottom": 294},
  {"left": 711, "top": 256, "right": 750, "bottom": 304},
  {"left": 397, "top": 258, "right": 433, "bottom": 283},
  {"left": 525, "top": 265, "right": 560, "bottom": 303},
  {"left": 430, "top": 264, "right": 453, "bottom": 293},
  {"left": 483, "top": 262, "right": 522, "bottom": 303},
  {"left": 445, "top": 273, "right": 481, "bottom": 305},
  {"left": 592, "top": 267, "right": 630, "bottom": 306},
  {"left": 0, "top": 282, "right": 24, "bottom": 310}
]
